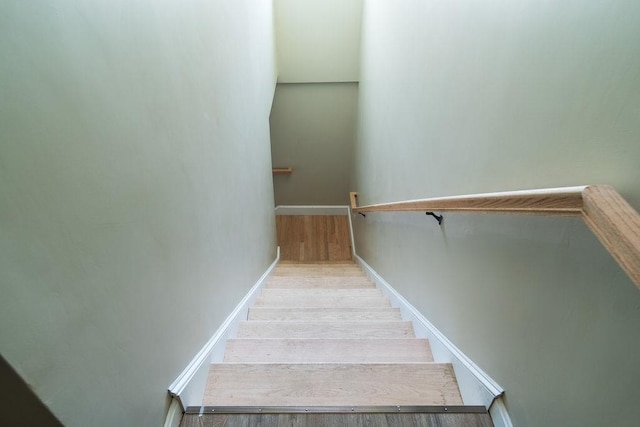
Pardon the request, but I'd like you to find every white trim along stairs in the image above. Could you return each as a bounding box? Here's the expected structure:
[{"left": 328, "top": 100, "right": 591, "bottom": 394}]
[{"left": 166, "top": 207, "right": 512, "bottom": 427}]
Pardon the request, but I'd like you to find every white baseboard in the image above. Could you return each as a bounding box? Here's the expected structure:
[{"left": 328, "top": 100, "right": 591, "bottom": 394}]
[
  {"left": 163, "top": 398, "right": 183, "bottom": 427},
  {"left": 275, "top": 205, "right": 350, "bottom": 216},
  {"left": 354, "top": 254, "right": 509, "bottom": 412},
  {"left": 167, "top": 248, "right": 280, "bottom": 409},
  {"left": 490, "top": 397, "right": 514, "bottom": 427}
]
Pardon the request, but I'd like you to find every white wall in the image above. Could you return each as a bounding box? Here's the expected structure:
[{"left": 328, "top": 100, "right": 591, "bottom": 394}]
[
  {"left": 275, "top": 0, "right": 362, "bottom": 82},
  {"left": 0, "top": 1, "right": 276, "bottom": 426},
  {"left": 356, "top": 0, "right": 640, "bottom": 206},
  {"left": 354, "top": 1, "right": 640, "bottom": 426},
  {"left": 271, "top": 83, "right": 358, "bottom": 205}
]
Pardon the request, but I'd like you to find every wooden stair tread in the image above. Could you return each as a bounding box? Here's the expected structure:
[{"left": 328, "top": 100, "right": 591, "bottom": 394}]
[
  {"left": 248, "top": 307, "right": 402, "bottom": 321},
  {"left": 261, "top": 289, "right": 382, "bottom": 298},
  {"left": 275, "top": 265, "right": 362, "bottom": 270},
  {"left": 204, "top": 363, "right": 462, "bottom": 406},
  {"left": 278, "top": 259, "right": 357, "bottom": 266},
  {"left": 273, "top": 272, "right": 367, "bottom": 278},
  {"left": 276, "top": 262, "right": 359, "bottom": 268},
  {"left": 273, "top": 266, "right": 366, "bottom": 277},
  {"left": 237, "top": 321, "right": 414, "bottom": 339},
  {"left": 224, "top": 338, "right": 434, "bottom": 363},
  {"left": 254, "top": 295, "right": 390, "bottom": 308},
  {"left": 266, "top": 276, "right": 374, "bottom": 288},
  {"left": 278, "top": 261, "right": 357, "bottom": 265}
]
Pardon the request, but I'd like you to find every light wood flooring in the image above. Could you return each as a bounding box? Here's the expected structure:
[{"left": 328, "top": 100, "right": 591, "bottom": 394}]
[
  {"left": 201, "top": 263, "right": 464, "bottom": 408},
  {"left": 276, "top": 215, "right": 352, "bottom": 262}
]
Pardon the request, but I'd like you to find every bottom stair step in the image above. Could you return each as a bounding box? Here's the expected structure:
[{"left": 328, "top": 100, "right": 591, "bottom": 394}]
[
  {"left": 204, "top": 363, "right": 463, "bottom": 406},
  {"left": 181, "top": 412, "right": 493, "bottom": 427}
]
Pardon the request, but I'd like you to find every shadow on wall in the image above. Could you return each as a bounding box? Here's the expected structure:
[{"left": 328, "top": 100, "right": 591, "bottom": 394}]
[{"left": 0, "top": 355, "right": 62, "bottom": 427}]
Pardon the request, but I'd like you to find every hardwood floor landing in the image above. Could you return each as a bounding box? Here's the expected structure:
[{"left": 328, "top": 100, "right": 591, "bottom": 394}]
[{"left": 276, "top": 215, "right": 352, "bottom": 262}]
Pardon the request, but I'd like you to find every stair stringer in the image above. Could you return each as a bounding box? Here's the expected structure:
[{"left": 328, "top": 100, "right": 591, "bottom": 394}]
[
  {"left": 167, "top": 248, "right": 280, "bottom": 410},
  {"left": 354, "top": 254, "right": 513, "bottom": 427}
]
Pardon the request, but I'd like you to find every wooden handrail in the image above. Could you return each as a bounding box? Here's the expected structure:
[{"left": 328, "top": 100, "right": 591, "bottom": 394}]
[{"left": 350, "top": 185, "right": 640, "bottom": 289}]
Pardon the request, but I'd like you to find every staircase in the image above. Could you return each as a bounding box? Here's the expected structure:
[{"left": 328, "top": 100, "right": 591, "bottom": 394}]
[
  {"left": 202, "top": 261, "right": 463, "bottom": 407},
  {"left": 181, "top": 215, "right": 494, "bottom": 426}
]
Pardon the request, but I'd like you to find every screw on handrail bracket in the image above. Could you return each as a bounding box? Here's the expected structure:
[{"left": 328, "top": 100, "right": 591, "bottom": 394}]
[{"left": 426, "top": 212, "right": 443, "bottom": 225}]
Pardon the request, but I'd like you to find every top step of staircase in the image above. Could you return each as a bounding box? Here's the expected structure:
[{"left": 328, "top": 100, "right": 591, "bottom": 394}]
[{"left": 273, "top": 263, "right": 366, "bottom": 277}]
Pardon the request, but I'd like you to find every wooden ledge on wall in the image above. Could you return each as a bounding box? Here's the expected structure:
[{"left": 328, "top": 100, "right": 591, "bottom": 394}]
[{"left": 272, "top": 167, "right": 293, "bottom": 175}]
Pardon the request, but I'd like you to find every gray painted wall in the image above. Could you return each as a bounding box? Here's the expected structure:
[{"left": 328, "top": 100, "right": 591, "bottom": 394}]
[
  {"left": 271, "top": 83, "right": 358, "bottom": 206},
  {"left": 353, "top": 1, "right": 640, "bottom": 426},
  {"left": 0, "top": 1, "right": 276, "bottom": 426}
]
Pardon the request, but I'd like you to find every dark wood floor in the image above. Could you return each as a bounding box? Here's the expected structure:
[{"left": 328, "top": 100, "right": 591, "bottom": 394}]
[
  {"left": 181, "top": 412, "right": 494, "bottom": 427},
  {"left": 276, "top": 215, "right": 352, "bottom": 262}
]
